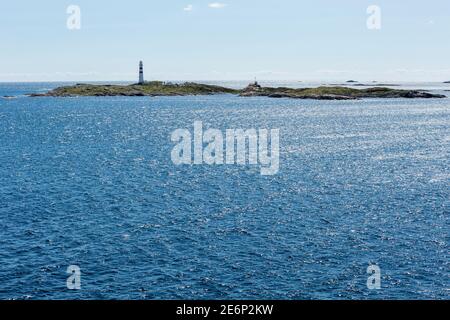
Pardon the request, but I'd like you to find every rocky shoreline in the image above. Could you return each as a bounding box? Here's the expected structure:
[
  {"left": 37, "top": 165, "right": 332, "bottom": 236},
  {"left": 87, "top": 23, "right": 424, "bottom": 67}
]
[
  {"left": 28, "top": 81, "right": 447, "bottom": 100},
  {"left": 29, "top": 82, "right": 239, "bottom": 97},
  {"left": 239, "top": 82, "right": 447, "bottom": 100}
]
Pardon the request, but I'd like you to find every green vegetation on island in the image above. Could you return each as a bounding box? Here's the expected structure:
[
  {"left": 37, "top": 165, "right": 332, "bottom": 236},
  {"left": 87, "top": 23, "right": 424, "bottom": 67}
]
[
  {"left": 29, "top": 81, "right": 447, "bottom": 100},
  {"left": 240, "top": 82, "right": 447, "bottom": 100},
  {"left": 29, "top": 81, "right": 239, "bottom": 97}
]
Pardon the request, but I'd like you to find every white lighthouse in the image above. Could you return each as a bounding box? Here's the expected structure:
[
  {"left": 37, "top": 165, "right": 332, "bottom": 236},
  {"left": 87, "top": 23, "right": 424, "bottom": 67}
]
[{"left": 138, "top": 61, "right": 144, "bottom": 84}]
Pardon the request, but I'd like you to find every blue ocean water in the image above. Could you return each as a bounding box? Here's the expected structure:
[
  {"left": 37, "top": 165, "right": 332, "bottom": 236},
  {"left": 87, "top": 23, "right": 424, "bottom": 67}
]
[{"left": 0, "top": 82, "right": 448, "bottom": 300}]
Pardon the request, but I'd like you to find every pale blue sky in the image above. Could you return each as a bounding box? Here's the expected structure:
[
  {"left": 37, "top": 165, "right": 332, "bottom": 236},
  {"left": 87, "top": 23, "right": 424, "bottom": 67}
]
[{"left": 1, "top": 0, "right": 449, "bottom": 82}]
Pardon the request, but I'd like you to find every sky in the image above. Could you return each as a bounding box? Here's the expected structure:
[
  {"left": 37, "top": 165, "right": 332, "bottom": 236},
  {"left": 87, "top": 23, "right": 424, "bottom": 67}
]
[{"left": 1, "top": 0, "right": 449, "bottom": 82}]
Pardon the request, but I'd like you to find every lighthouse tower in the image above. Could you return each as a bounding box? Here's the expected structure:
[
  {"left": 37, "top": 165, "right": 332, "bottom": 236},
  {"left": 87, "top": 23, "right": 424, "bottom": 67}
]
[{"left": 138, "top": 61, "right": 144, "bottom": 84}]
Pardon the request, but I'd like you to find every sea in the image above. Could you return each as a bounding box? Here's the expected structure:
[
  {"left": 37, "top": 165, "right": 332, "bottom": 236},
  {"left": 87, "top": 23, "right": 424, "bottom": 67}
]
[{"left": 0, "top": 81, "right": 448, "bottom": 300}]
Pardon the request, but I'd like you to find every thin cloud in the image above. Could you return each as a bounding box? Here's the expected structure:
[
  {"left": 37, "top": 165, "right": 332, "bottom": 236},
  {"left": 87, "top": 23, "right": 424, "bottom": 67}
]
[
  {"left": 183, "top": 4, "right": 193, "bottom": 12},
  {"left": 208, "top": 3, "right": 227, "bottom": 9}
]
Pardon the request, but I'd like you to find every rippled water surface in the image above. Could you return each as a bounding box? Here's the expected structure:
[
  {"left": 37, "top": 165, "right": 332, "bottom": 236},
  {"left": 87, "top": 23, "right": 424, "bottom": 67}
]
[{"left": 0, "top": 83, "right": 449, "bottom": 299}]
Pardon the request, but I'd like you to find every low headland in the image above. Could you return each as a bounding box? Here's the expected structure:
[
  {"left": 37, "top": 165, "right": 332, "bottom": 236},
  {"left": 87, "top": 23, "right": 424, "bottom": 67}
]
[
  {"left": 239, "top": 82, "right": 446, "bottom": 100},
  {"left": 29, "top": 81, "right": 239, "bottom": 97},
  {"left": 29, "top": 81, "right": 447, "bottom": 100}
]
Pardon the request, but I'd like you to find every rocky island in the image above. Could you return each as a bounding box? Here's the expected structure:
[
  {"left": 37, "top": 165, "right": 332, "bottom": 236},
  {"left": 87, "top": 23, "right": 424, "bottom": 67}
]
[
  {"left": 29, "top": 81, "right": 446, "bottom": 100},
  {"left": 29, "top": 81, "right": 239, "bottom": 97},
  {"left": 239, "top": 82, "right": 446, "bottom": 100}
]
